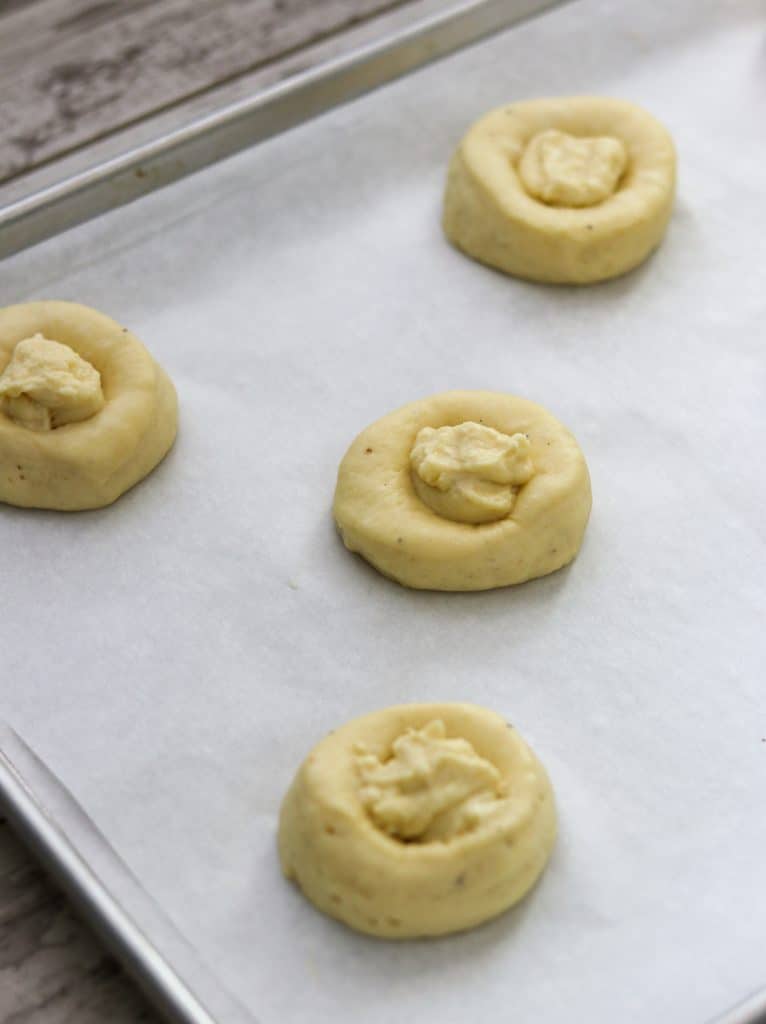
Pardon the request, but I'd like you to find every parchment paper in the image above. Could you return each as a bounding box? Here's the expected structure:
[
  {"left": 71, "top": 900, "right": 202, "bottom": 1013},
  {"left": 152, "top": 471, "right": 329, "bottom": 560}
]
[{"left": 2, "top": 0, "right": 765, "bottom": 1021}]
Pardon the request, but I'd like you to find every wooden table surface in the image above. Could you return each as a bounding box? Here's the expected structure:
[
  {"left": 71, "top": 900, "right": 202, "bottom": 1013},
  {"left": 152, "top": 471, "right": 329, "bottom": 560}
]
[{"left": 0, "top": 1, "right": 435, "bottom": 1020}]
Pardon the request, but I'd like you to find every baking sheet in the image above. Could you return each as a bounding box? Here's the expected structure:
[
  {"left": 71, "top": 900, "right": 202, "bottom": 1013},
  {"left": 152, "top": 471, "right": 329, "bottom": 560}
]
[{"left": 1, "top": 0, "right": 765, "bottom": 1021}]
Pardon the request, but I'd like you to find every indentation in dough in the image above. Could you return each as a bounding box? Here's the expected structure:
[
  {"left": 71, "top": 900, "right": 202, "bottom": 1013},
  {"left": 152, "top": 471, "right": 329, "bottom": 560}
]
[
  {"left": 355, "top": 720, "right": 507, "bottom": 842},
  {"left": 410, "top": 421, "right": 533, "bottom": 524},
  {"left": 0, "top": 334, "right": 104, "bottom": 431},
  {"left": 519, "top": 129, "right": 627, "bottom": 207}
]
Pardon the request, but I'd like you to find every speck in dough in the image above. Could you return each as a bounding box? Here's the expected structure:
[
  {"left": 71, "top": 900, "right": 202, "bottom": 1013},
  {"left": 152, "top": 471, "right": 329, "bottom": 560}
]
[
  {"left": 278, "top": 703, "right": 557, "bottom": 939},
  {"left": 443, "top": 96, "right": 676, "bottom": 284}
]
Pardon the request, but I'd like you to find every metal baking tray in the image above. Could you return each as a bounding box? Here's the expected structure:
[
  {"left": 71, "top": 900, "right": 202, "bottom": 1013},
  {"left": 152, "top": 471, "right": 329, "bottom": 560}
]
[{"left": 1, "top": 0, "right": 764, "bottom": 1021}]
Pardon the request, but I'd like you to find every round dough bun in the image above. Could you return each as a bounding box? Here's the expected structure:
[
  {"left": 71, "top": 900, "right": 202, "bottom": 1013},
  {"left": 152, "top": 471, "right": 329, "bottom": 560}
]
[
  {"left": 333, "top": 391, "right": 591, "bottom": 591},
  {"left": 0, "top": 301, "right": 178, "bottom": 510},
  {"left": 443, "top": 96, "right": 676, "bottom": 284},
  {"left": 278, "top": 703, "right": 556, "bottom": 939}
]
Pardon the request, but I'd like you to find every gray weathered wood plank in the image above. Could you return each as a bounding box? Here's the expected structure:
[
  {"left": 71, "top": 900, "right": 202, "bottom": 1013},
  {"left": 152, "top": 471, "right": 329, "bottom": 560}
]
[
  {"left": 0, "top": 0, "right": 445, "bottom": 209},
  {"left": 0, "top": 0, "right": 416, "bottom": 183}
]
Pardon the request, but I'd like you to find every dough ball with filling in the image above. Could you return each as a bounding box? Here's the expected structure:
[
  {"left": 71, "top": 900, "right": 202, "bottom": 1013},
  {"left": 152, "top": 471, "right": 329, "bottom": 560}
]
[
  {"left": 279, "top": 703, "right": 557, "bottom": 938},
  {"left": 443, "top": 96, "right": 676, "bottom": 284}
]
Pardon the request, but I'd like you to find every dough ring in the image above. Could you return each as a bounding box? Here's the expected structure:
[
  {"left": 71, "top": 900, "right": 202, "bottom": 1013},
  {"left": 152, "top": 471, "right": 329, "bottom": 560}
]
[
  {"left": 0, "top": 301, "right": 178, "bottom": 510},
  {"left": 279, "top": 703, "right": 557, "bottom": 939},
  {"left": 333, "top": 390, "right": 591, "bottom": 591},
  {"left": 443, "top": 96, "right": 676, "bottom": 284}
]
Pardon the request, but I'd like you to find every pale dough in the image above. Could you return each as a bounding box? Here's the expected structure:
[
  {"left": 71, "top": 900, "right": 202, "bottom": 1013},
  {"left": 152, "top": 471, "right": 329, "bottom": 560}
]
[
  {"left": 0, "top": 301, "right": 178, "bottom": 511},
  {"left": 443, "top": 96, "right": 676, "bottom": 284},
  {"left": 333, "top": 390, "right": 591, "bottom": 591},
  {"left": 278, "top": 703, "right": 556, "bottom": 939}
]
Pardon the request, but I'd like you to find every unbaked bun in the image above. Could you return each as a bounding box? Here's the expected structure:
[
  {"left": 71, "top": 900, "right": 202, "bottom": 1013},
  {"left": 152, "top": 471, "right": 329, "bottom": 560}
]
[
  {"left": 443, "top": 96, "right": 676, "bottom": 284},
  {"left": 333, "top": 390, "right": 591, "bottom": 591},
  {"left": 0, "top": 301, "right": 177, "bottom": 510},
  {"left": 279, "top": 703, "right": 556, "bottom": 938}
]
